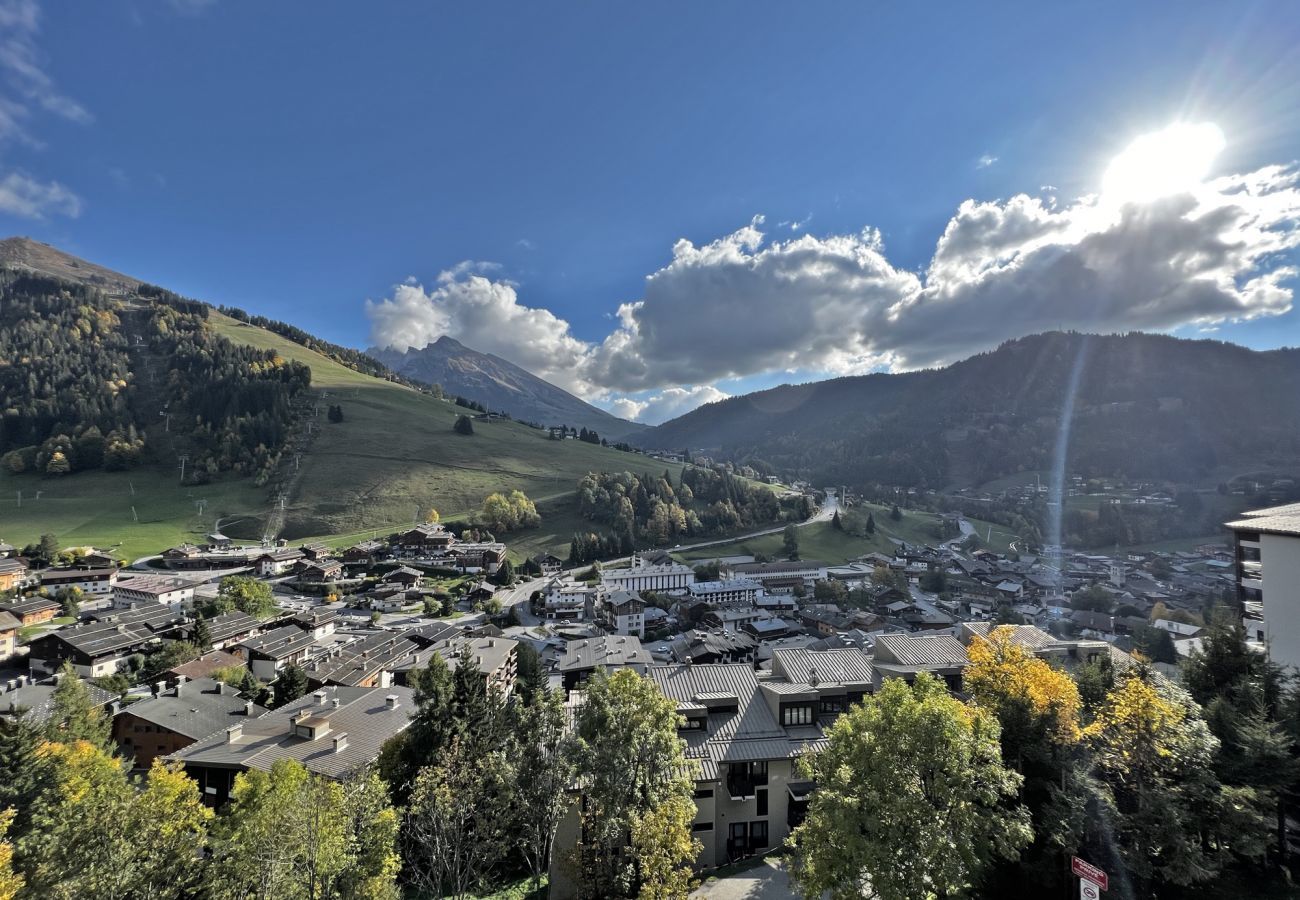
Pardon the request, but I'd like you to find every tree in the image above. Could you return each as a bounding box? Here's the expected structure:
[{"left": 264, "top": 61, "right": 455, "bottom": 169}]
[
  {"left": 38, "top": 533, "right": 59, "bottom": 564},
  {"left": 481, "top": 490, "right": 541, "bottom": 533},
  {"left": 510, "top": 690, "right": 576, "bottom": 886},
  {"left": 493, "top": 557, "right": 515, "bottom": 587},
  {"left": 274, "top": 665, "right": 308, "bottom": 708},
  {"left": 0, "top": 810, "right": 19, "bottom": 900},
  {"left": 405, "top": 739, "right": 514, "bottom": 899},
  {"left": 20, "top": 744, "right": 211, "bottom": 900},
  {"left": 327, "top": 404, "right": 343, "bottom": 423},
  {"left": 865, "top": 512, "right": 876, "bottom": 535},
  {"left": 889, "top": 503, "right": 902, "bottom": 522},
  {"left": 454, "top": 414, "right": 474, "bottom": 436},
  {"left": 568, "top": 669, "right": 699, "bottom": 900},
  {"left": 791, "top": 673, "right": 1031, "bottom": 900},
  {"left": 1083, "top": 667, "right": 1225, "bottom": 893},
  {"left": 44, "top": 662, "right": 110, "bottom": 748},
  {"left": 782, "top": 524, "right": 800, "bottom": 561},
  {"left": 214, "top": 575, "right": 276, "bottom": 619},
  {"left": 1071, "top": 583, "right": 1114, "bottom": 613},
  {"left": 424, "top": 507, "right": 440, "bottom": 524},
  {"left": 831, "top": 509, "right": 842, "bottom": 531},
  {"left": 56, "top": 587, "right": 80, "bottom": 619},
  {"left": 207, "top": 759, "right": 398, "bottom": 900},
  {"left": 44, "top": 451, "right": 71, "bottom": 476},
  {"left": 191, "top": 615, "right": 213, "bottom": 651}
]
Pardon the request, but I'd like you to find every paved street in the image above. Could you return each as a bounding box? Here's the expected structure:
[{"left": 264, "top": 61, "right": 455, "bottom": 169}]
[{"left": 692, "top": 858, "right": 799, "bottom": 900}]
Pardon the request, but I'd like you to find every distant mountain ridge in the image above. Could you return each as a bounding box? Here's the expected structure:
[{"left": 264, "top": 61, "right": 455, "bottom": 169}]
[
  {"left": 642, "top": 331, "right": 1300, "bottom": 488},
  {"left": 369, "top": 337, "right": 645, "bottom": 437},
  {"left": 0, "top": 236, "right": 141, "bottom": 293}
]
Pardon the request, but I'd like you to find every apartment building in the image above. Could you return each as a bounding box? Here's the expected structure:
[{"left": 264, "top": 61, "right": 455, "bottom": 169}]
[
  {"left": 600, "top": 554, "right": 695, "bottom": 593},
  {"left": 1226, "top": 503, "right": 1300, "bottom": 670}
]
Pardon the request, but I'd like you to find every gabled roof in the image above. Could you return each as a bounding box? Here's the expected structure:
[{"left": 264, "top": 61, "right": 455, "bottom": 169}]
[
  {"left": 1, "top": 677, "right": 115, "bottom": 724},
  {"left": 37, "top": 605, "right": 183, "bottom": 657},
  {"left": 239, "top": 625, "right": 314, "bottom": 660}
]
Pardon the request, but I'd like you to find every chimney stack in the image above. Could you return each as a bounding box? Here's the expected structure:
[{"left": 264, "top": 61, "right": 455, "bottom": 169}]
[
  {"left": 244, "top": 700, "right": 255, "bottom": 716},
  {"left": 385, "top": 694, "right": 399, "bottom": 710},
  {"left": 332, "top": 733, "right": 348, "bottom": 753},
  {"left": 226, "top": 723, "right": 243, "bottom": 743}
]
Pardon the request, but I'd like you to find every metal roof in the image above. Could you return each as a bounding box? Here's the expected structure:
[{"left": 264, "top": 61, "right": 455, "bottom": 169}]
[
  {"left": 874, "top": 633, "right": 968, "bottom": 668},
  {"left": 771, "top": 647, "right": 874, "bottom": 687},
  {"left": 118, "top": 678, "right": 267, "bottom": 740},
  {"left": 170, "top": 685, "right": 415, "bottom": 779},
  {"left": 1, "top": 677, "right": 115, "bottom": 724},
  {"left": 558, "top": 635, "right": 652, "bottom": 671},
  {"left": 1226, "top": 514, "right": 1300, "bottom": 537},
  {"left": 239, "top": 625, "right": 314, "bottom": 659}
]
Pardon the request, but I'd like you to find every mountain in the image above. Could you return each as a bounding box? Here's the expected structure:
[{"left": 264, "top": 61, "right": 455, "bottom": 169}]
[
  {"left": 643, "top": 331, "right": 1300, "bottom": 489},
  {"left": 0, "top": 236, "right": 142, "bottom": 293},
  {"left": 369, "top": 336, "right": 645, "bottom": 438},
  {"left": 0, "top": 239, "right": 675, "bottom": 560}
]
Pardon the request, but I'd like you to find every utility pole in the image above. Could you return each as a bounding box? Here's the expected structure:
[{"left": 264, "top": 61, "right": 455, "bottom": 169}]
[{"left": 178, "top": 455, "right": 188, "bottom": 484}]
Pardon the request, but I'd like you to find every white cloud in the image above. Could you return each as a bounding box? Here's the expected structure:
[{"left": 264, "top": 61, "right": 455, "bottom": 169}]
[
  {"left": 606, "top": 385, "right": 731, "bottom": 425},
  {"left": 977, "top": 154, "right": 998, "bottom": 169},
  {"left": 366, "top": 161, "right": 1300, "bottom": 422},
  {"left": 0, "top": 1, "right": 87, "bottom": 218},
  {"left": 0, "top": 170, "right": 79, "bottom": 217},
  {"left": 365, "top": 268, "right": 598, "bottom": 397},
  {"left": 0, "top": 0, "right": 89, "bottom": 134}
]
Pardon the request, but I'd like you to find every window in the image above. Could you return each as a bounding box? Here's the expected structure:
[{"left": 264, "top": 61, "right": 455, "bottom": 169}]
[
  {"left": 751, "top": 821, "right": 769, "bottom": 848},
  {"left": 820, "top": 696, "right": 847, "bottom": 714},
  {"left": 691, "top": 821, "right": 714, "bottom": 832},
  {"left": 782, "top": 704, "right": 813, "bottom": 726},
  {"left": 693, "top": 787, "right": 714, "bottom": 799},
  {"left": 756, "top": 788, "right": 768, "bottom": 816}
]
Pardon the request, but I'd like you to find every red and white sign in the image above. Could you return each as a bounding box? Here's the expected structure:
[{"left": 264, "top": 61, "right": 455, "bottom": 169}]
[
  {"left": 1080, "top": 880, "right": 1100, "bottom": 900},
  {"left": 1071, "top": 857, "right": 1108, "bottom": 892}
]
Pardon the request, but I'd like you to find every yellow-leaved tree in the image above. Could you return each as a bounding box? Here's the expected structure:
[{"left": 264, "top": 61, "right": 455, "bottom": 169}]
[{"left": 965, "top": 626, "right": 1082, "bottom": 763}]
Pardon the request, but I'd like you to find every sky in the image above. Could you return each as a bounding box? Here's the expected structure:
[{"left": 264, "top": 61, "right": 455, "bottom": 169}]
[{"left": 4, "top": 1, "right": 1300, "bottom": 423}]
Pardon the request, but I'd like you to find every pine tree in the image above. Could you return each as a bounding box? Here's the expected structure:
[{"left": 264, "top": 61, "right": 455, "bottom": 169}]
[
  {"left": 454, "top": 415, "right": 474, "bottom": 435},
  {"left": 45, "top": 662, "right": 110, "bottom": 747},
  {"left": 191, "top": 616, "right": 213, "bottom": 651}
]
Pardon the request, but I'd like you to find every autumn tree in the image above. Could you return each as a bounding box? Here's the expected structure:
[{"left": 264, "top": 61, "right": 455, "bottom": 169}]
[
  {"left": 20, "top": 744, "right": 210, "bottom": 900},
  {"left": 792, "top": 673, "right": 1031, "bottom": 900},
  {"left": 965, "top": 627, "right": 1086, "bottom": 894},
  {"left": 1083, "top": 667, "right": 1227, "bottom": 893},
  {"left": 0, "top": 810, "right": 20, "bottom": 900},
  {"left": 207, "top": 759, "right": 398, "bottom": 900},
  {"left": 568, "top": 668, "right": 699, "bottom": 899},
  {"left": 782, "top": 524, "right": 799, "bottom": 560}
]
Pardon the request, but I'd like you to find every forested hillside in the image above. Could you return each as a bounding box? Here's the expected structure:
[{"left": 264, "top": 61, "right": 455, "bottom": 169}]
[
  {"left": 644, "top": 331, "right": 1300, "bottom": 489},
  {"left": 0, "top": 273, "right": 309, "bottom": 485}
]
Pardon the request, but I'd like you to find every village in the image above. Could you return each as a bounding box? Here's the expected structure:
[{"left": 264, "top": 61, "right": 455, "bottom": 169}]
[{"left": 0, "top": 488, "right": 1258, "bottom": 885}]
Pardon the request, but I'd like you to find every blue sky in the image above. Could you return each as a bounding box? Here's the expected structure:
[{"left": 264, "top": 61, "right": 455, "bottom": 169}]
[{"left": 4, "top": 1, "right": 1300, "bottom": 421}]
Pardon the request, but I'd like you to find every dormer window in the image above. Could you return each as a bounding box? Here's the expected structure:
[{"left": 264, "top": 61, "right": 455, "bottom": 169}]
[{"left": 781, "top": 703, "right": 814, "bottom": 726}]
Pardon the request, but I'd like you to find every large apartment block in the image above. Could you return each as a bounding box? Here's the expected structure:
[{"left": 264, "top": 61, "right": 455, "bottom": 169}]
[{"left": 1226, "top": 503, "right": 1300, "bottom": 670}]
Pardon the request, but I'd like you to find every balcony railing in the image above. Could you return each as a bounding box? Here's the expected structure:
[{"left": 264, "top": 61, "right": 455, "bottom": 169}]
[{"left": 727, "top": 777, "right": 759, "bottom": 800}]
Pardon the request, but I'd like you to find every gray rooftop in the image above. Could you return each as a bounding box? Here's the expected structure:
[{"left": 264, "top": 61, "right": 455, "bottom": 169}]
[
  {"left": 170, "top": 685, "right": 415, "bottom": 779},
  {"left": 118, "top": 678, "right": 267, "bottom": 740},
  {"left": 239, "top": 625, "right": 314, "bottom": 660},
  {"left": 771, "top": 647, "right": 874, "bottom": 687},
  {"left": 558, "top": 635, "right": 652, "bottom": 671},
  {"left": 874, "top": 633, "right": 968, "bottom": 668},
  {"left": 1, "top": 676, "right": 115, "bottom": 724}
]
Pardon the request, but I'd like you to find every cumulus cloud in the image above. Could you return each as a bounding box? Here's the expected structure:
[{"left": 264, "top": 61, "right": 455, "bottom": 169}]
[
  {"left": 365, "top": 267, "right": 598, "bottom": 397},
  {"left": 977, "top": 154, "right": 998, "bottom": 168},
  {"left": 366, "top": 161, "right": 1300, "bottom": 420},
  {"left": 606, "top": 385, "right": 731, "bottom": 425},
  {"left": 0, "top": 170, "right": 78, "bottom": 217}
]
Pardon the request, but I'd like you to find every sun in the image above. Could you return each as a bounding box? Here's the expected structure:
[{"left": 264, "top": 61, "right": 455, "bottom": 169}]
[{"left": 1102, "top": 121, "right": 1225, "bottom": 203}]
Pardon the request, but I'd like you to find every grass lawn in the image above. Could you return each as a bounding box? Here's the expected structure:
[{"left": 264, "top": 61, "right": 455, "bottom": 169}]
[
  {"left": 0, "top": 466, "right": 269, "bottom": 562},
  {"left": 18, "top": 616, "right": 75, "bottom": 641},
  {"left": 1, "top": 311, "right": 689, "bottom": 560}
]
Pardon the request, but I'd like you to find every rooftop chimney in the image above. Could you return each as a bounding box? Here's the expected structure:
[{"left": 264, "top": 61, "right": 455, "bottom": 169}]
[
  {"left": 385, "top": 694, "right": 399, "bottom": 710},
  {"left": 332, "top": 732, "right": 348, "bottom": 753},
  {"left": 244, "top": 700, "right": 255, "bottom": 716},
  {"left": 331, "top": 697, "right": 341, "bottom": 709},
  {"left": 226, "top": 723, "right": 243, "bottom": 743},
  {"left": 314, "top": 689, "right": 328, "bottom": 705}
]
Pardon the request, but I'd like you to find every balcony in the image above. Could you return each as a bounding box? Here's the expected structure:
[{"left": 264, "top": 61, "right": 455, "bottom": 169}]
[{"left": 727, "top": 776, "right": 760, "bottom": 800}]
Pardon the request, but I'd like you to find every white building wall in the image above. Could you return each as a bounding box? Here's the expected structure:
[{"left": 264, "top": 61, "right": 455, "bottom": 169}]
[{"left": 1261, "top": 533, "right": 1300, "bottom": 671}]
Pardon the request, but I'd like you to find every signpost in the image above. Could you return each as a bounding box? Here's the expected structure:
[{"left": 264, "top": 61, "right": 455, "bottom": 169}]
[{"left": 1072, "top": 857, "right": 1108, "bottom": 898}]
